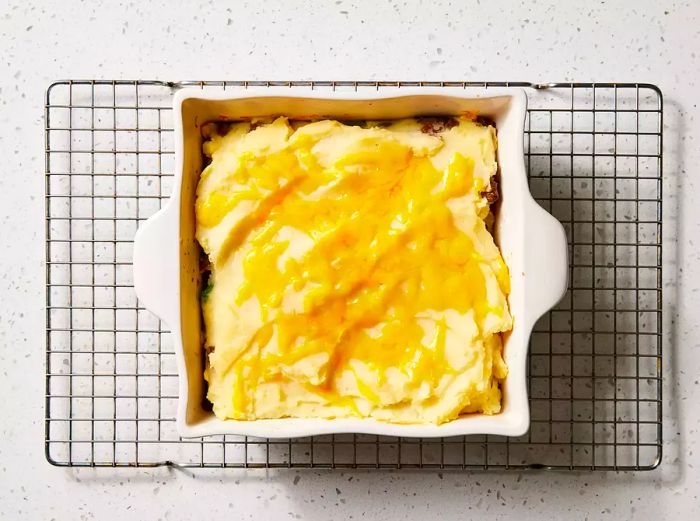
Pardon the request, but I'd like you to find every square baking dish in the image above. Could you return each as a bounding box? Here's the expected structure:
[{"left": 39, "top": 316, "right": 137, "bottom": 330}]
[{"left": 133, "top": 87, "right": 568, "bottom": 438}]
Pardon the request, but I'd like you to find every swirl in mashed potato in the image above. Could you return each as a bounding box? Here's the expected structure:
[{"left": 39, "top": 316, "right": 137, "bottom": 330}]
[{"left": 195, "top": 116, "right": 512, "bottom": 424}]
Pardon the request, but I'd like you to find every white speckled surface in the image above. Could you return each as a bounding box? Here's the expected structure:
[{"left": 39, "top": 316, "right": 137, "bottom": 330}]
[{"left": 0, "top": 0, "right": 698, "bottom": 519}]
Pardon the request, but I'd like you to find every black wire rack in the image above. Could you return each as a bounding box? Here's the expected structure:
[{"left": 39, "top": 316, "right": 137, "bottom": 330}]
[{"left": 45, "top": 81, "right": 663, "bottom": 470}]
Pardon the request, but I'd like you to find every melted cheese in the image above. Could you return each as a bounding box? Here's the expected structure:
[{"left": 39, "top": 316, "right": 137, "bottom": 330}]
[{"left": 196, "top": 116, "right": 512, "bottom": 424}]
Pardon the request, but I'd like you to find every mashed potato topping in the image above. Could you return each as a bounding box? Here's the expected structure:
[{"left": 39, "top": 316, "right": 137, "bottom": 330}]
[{"left": 196, "top": 116, "right": 512, "bottom": 424}]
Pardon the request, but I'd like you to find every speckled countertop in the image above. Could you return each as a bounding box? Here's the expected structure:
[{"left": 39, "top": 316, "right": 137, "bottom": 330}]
[{"left": 0, "top": 0, "right": 698, "bottom": 519}]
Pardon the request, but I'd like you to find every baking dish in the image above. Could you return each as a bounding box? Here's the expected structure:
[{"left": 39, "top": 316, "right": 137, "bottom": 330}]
[{"left": 133, "top": 87, "right": 568, "bottom": 438}]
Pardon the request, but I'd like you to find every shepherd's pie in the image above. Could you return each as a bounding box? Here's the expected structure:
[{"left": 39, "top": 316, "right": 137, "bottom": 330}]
[{"left": 195, "top": 115, "right": 512, "bottom": 424}]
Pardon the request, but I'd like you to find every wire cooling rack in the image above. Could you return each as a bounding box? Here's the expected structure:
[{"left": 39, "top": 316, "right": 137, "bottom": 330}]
[{"left": 45, "top": 81, "right": 663, "bottom": 470}]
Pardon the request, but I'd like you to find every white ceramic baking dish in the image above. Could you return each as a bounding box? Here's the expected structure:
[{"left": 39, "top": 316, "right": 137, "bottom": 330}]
[{"left": 133, "top": 87, "right": 568, "bottom": 439}]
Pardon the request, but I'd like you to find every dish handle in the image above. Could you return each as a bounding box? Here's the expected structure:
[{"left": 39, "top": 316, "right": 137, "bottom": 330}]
[
  {"left": 133, "top": 202, "right": 178, "bottom": 327},
  {"left": 524, "top": 198, "right": 569, "bottom": 324}
]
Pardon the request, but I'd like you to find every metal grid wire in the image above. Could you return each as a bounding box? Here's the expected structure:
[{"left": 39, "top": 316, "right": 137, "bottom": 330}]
[{"left": 45, "top": 81, "right": 663, "bottom": 470}]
